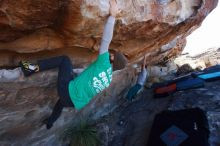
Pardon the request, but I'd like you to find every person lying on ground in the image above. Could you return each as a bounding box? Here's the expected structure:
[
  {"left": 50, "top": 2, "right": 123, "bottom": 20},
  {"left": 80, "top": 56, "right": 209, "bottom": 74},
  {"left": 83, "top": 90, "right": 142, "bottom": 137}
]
[
  {"left": 126, "top": 55, "right": 149, "bottom": 101},
  {"left": 19, "top": 0, "right": 119, "bottom": 129}
]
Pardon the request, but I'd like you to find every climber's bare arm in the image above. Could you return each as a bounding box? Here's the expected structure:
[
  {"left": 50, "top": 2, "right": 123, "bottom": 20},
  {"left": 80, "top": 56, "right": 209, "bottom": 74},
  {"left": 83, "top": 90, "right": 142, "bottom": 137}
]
[
  {"left": 137, "top": 55, "right": 148, "bottom": 85},
  {"left": 99, "top": 0, "right": 118, "bottom": 55},
  {"left": 141, "top": 55, "right": 147, "bottom": 71}
]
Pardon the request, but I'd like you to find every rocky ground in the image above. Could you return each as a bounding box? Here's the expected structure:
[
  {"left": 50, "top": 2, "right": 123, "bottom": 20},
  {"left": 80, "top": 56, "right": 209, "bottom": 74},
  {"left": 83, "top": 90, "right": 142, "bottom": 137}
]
[
  {"left": 96, "top": 48, "right": 220, "bottom": 146},
  {"left": 96, "top": 81, "right": 220, "bottom": 146}
]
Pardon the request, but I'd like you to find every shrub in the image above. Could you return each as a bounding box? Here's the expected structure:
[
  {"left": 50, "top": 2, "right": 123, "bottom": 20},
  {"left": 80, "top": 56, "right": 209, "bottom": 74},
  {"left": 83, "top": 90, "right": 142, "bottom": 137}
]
[{"left": 65, "top": 121, "right": 100, "bottom": 146}]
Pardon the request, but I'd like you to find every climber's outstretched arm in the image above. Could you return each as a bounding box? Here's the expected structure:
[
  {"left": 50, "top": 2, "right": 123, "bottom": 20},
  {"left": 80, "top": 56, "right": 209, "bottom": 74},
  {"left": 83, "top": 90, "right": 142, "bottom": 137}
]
[
  {"left": 141, "top": 55, "right": 147, "bottom": 71},
  {"left": 137, "top": 55, "right": 148, "bottom": 85},
  {"left": 99, "top": 0, "right": 118, "bottom": 55}
]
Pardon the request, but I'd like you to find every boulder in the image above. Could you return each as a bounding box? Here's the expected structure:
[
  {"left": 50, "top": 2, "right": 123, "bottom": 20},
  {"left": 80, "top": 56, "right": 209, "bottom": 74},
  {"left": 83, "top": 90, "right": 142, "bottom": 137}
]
[
  {"left": 0, "top": 67, "right": 136, "bottom": 145},
  {"left": 0, "top": 0, "right": 218, "bottom": 67},
  {"left": 0, "top": 0, "right": 219, "bottom": 145}
]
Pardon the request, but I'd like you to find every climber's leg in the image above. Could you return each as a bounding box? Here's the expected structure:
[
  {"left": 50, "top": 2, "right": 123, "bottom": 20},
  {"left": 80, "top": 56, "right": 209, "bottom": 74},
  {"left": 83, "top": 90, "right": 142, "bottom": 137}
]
[
  {"left": 44, "top": 99, "right": 63, "bottom": 129},
  {"left": 20, "top": 56, "right": 72, "bottom": 77},
  {"left": 57, "top": 56, "right": 76, "bottom": 107},
  {"left": 126, "top": 84, "right": 142, "bottom": 101},
  {"left": 42, "top": 56, "right": 75, "bottom": 129}
]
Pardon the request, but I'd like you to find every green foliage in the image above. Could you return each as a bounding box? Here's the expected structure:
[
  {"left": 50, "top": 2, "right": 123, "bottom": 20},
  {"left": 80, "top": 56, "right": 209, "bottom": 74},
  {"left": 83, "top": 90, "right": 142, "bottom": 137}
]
[{"left": 65, "top": 121, "right": 100, "bottom": 146}]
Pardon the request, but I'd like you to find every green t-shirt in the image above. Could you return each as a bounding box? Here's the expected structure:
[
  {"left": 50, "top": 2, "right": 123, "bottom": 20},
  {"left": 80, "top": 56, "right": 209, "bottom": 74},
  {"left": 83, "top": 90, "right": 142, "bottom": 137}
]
[{"left": 68, "top": 52, "right": 112, "bottom": 110}]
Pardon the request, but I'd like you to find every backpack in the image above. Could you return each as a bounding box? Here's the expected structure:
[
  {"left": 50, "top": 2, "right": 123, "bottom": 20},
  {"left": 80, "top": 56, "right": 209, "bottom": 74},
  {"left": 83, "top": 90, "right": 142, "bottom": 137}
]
[{"left": 147, "top": 108, "right": 210, "bottom": 146}]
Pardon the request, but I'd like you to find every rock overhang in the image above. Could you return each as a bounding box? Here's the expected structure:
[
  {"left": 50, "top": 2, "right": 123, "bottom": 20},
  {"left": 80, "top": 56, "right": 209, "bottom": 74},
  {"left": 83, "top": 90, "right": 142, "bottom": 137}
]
[{"left": 0, "top": 0, "right": 218, "bottom": 67}]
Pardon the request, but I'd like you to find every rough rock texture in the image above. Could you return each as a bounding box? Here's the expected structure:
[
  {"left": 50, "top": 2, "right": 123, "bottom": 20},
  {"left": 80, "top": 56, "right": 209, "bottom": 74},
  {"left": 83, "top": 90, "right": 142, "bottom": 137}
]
[
  {"left": 0, "top": 0, "right": 218, "bottom": 67},
  {"left": 0, "top": 67, "right": 136, "bottom": 145},
  {"left": 175, "top": 47, "right": 220, "bottom": 69},
  {"left": 1, "top": 48, "right": 219, "bottom": 145},
  {"left": 95, "top": 49, "right": 220, "bottom": 146},
  {"left": 96, "top": 81, "right": 220, "bottom": 146},
  {"left": 0, "top": 0, "right": 219, "bottom": 145}
]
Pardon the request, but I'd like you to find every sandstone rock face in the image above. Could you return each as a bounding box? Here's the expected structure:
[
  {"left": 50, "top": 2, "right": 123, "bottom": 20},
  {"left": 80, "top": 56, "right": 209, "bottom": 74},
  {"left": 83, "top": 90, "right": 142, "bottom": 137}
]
[
  {"left": 0, "top": 0, "right": 219, "bottom": 145},
  {"left": 0, "top": 67, "right": 137, "bottom": 145},
  {"left": 0, "top": 0, "right": 218, "bottom": 67},
  {"left": 175, "top": 47, "right": 220, "bottom": 69}
]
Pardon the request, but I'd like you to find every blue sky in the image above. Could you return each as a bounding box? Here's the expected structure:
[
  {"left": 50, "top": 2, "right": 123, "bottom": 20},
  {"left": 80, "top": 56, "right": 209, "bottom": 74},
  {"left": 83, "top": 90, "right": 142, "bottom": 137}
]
[{"left": 183, "top": 1, "right": 220, "bottom": 55}]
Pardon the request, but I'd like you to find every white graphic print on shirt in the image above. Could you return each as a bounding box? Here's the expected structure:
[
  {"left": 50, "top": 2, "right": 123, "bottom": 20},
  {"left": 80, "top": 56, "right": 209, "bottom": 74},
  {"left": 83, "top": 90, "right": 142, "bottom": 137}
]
[
  {"left": 93, "top": 67, "right": 112, "bottom": 93},
  {"left": 99, "top": 72, "right": 109, "bottom": 87},
  {"left": 107, "top": 67, "right": 112, "bottom": 81},
  {"left": 93, "top": 77, "right": 105, "bottom": 93}
]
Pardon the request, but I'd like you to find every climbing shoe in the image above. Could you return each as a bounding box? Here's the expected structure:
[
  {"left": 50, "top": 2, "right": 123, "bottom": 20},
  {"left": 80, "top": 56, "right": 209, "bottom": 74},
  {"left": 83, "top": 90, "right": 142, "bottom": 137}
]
[
  {"left": 42, "top": 118, "right": 53, "bottom": 130},
  {"left": 126, "top": 95, "right": 134, "bottom": 102},
  {"left": 19, "top": 61, "right": 39, "bottom": 77}
]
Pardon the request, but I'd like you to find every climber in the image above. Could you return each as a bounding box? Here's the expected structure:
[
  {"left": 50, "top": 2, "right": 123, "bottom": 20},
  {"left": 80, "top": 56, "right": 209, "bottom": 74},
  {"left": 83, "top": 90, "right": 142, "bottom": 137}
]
[
  {"left": 19, "top": 0, "right": 119, "bottom": 129},
  {"left": 126, "top": 55, "right": 149, "bottom": 101}
]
